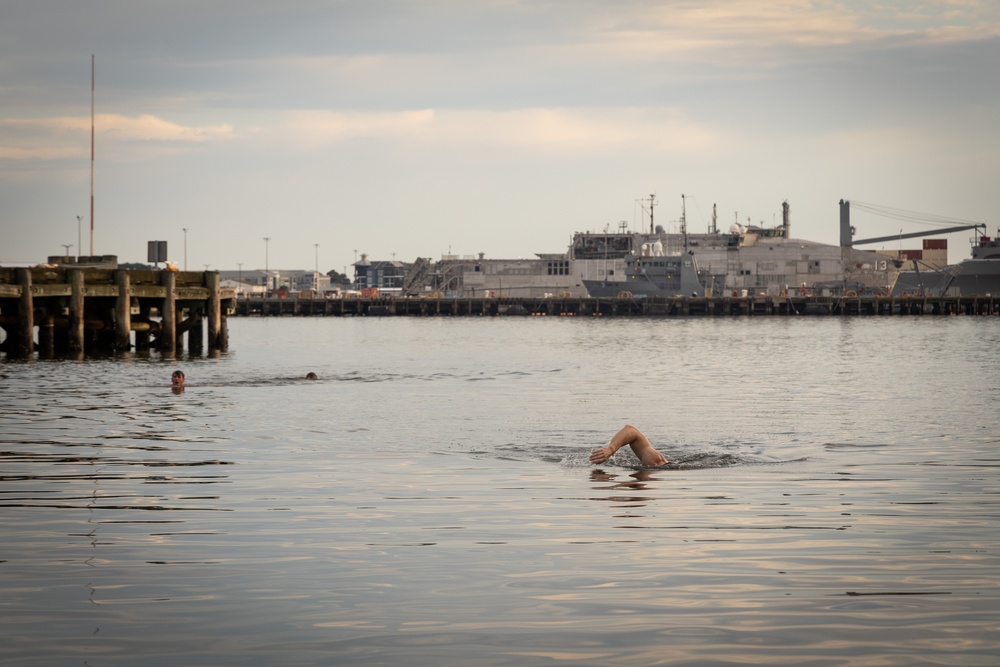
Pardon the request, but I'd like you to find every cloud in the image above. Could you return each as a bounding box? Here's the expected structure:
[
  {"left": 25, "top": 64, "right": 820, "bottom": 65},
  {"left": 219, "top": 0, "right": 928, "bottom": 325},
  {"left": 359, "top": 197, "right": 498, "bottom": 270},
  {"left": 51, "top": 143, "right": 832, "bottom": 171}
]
[
  {"left": 277, "top": 107, "right": 723, "bottom": 154},
  {"left": 0, "top": 114, "right": 234, "bottom": 161}
]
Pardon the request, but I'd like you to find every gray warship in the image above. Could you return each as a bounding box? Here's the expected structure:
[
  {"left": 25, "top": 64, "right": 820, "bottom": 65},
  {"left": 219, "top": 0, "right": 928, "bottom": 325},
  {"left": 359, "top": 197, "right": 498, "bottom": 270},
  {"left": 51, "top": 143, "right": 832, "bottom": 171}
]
[
  {"left": 890, "top": 230, "right": 999, "bottom": 296},
  {"left": 582, "top": 239, "right": 705, "bottom": 298}
]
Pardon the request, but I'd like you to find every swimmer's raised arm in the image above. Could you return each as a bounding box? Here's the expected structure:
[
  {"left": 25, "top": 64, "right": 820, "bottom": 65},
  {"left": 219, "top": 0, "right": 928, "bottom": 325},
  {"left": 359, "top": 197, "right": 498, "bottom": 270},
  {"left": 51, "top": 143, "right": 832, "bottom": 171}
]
[{"left": 589, "top": 424, "right": 668, "bottom": 466}]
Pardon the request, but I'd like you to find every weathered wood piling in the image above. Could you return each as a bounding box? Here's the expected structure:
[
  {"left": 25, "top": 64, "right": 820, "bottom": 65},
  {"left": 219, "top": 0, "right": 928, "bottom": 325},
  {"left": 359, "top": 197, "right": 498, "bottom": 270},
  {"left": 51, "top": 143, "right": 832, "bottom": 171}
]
[{"left": 0, "top": 265, "right": 235, "bottom": 359}]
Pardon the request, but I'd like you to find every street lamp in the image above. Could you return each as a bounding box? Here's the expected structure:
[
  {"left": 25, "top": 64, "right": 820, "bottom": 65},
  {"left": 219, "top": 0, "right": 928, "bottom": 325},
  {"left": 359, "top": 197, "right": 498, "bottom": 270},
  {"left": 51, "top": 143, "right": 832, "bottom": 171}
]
[
  {"left": 183, "top": 227, "right": 188, "bottom": 270},
  {"left": 75, "top": 216, "right": 82, "bottom": 260},
  {"left": 314, "top": 243, "right": 319, "bottom": 291},
  {"left": 62, "top": 244, "right": 73, "bottom": 256},
  {"left": 263, "top": 237, "right": 271, "bottom": 294}
]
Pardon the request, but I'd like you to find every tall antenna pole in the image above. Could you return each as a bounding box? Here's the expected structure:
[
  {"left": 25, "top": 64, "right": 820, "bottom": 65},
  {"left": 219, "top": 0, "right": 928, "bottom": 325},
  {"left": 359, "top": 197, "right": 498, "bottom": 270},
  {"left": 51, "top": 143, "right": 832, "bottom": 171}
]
[
  {"left": 89, "top": 54, "right": 95, "bottom": 256},
  {"left": 649, "top": 194, "right": 656, "bottom": 234},
  {"left": 680, "top": 194, "right": 687, "bottom": 235},
  {"left": 681, "top": 194, "right": 688, "bottom": 250}
]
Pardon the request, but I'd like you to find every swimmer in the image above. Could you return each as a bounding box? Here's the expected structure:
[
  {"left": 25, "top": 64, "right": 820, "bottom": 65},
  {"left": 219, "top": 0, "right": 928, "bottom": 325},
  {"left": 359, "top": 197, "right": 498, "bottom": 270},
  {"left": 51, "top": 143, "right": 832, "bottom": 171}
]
[
  {"left": 589, "top": 424, "right": 668, "bottom": 467},
  {"left": 171, "top": 370, "right": 185, "bottom": 388},
  {"left": 305, "top": 372, "right": 318, "bottom": 380}
]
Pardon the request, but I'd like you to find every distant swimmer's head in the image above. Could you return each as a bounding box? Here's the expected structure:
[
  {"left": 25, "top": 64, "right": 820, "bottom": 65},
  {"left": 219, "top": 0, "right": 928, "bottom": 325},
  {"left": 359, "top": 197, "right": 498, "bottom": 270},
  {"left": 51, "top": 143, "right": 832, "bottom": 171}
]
[
  {"left": 171, "top": 370, "right": 185, "bottom": 387},
  {"left": 305, "top": 372, "right": 318, "bottom": 380}
]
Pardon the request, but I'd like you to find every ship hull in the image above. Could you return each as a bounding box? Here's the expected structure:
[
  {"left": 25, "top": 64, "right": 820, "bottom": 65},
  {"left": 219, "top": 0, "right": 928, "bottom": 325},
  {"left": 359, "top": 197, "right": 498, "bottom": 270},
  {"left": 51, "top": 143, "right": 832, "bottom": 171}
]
[
  {"left": 891, "top": 259, "right": 1000, "bottom": 296},
  {"left": 583, "top": 280, "right": 667, "bottom": 298}
]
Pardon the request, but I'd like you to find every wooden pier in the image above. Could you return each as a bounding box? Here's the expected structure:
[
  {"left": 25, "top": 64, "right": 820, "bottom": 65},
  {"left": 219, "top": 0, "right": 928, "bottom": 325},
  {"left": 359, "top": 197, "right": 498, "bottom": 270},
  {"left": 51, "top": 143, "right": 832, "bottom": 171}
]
[
  {"left": 0, "top": 265, "right": 235, "bottom": 359},
  {"left": 234, "top": 293, "right": 1000, "bottom": 318}
]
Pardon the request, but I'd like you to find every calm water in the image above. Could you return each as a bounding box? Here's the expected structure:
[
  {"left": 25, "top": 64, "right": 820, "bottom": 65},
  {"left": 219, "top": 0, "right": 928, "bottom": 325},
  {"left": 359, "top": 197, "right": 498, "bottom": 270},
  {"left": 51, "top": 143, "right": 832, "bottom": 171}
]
[{"left": 2, "top": 316, "right": 998, "bottom": 666}]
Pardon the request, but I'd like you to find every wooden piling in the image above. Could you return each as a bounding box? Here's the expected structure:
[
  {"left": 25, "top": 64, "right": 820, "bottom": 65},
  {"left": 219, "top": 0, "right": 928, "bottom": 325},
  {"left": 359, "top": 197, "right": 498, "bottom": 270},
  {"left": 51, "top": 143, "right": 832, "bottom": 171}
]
[
  {"left": 16, "top": 268, "right": 33, "bottom": 358},
  {"left": 114, "top": 269, "right": 131, "bottom": 351},
  {"left": 219, "top": 314, "right": 229, "bottom": 352},
  {"left": 161, "top": 271, "right": 176, "bottom": 355},
  {"left": 188, "top": 313, "right": 203, "bottom": 353},
  {"left": 135, "top": 303, "right": 152, "bottom": 350},
  {"left": 69, "top": 269, "right": 85, "bottom": 353},
  {"left": 38, "top": 313, "right": 55, "bottom": 358},
  {"left": 206, "top": 272, "right": 222, "bottom": 350}
]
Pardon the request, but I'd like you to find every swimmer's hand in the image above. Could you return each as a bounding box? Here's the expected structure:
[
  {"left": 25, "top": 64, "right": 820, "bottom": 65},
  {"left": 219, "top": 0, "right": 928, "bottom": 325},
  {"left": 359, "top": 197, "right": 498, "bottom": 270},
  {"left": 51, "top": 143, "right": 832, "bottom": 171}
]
[{"left": 589, "top": 446, "right": 614, "bottom": 464}]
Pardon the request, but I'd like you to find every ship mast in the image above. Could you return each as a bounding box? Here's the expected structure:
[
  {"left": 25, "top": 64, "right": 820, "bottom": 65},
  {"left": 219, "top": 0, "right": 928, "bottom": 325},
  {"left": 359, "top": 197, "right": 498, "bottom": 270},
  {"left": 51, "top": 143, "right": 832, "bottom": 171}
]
[
  {"left": 681, "top": 194, "right": 688, "bottom": 250},
  {"left": 648, "top": 194, "right": 656, "bottom": 234}
]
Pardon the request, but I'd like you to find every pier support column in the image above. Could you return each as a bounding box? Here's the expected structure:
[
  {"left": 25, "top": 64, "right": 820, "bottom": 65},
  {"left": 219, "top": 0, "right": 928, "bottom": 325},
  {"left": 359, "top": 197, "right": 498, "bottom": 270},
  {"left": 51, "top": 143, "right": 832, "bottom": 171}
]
[
  {"left": 161, "top": 271, "right": 177, "bottom": 355},
  {"left": 135, "top": 303, "right": 152, "bottom": 350},
  {"left": 69, "top": 269, "right": 85, "bottom": 353},
  {"left": 15, "top": 268, "right": 34, "bottom": 358},
  {"left": 219, "top": 313, "right": 229, "bottom": 352},
  {"left": 206, "top": 272, "right": 222, "bottom": 350},
  {"left": 38, "top": 313, "right": 55, "bottom": 358},
  {"left": 188, "top": 313, "right": 203, "bottom": 353},
  {"left": 114, "top": 269, "right": 132, "bottom": 351}
]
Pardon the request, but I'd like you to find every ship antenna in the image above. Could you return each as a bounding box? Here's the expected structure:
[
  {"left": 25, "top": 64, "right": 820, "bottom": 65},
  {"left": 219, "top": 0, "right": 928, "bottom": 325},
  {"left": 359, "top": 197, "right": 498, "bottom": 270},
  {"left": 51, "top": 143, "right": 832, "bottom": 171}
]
[
  {"left": 681, "top": 194, "right": 687, "bottom": 249},
  {"left": 649, "top": 193, "right": 656, "bottom": 234},
  {"left": 680, "top": 194, "right": 686, "bottom": 234}
]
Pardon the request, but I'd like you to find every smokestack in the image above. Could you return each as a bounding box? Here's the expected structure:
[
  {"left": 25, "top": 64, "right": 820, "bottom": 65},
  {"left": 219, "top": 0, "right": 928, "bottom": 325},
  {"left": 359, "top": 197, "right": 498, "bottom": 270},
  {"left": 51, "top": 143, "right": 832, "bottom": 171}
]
[{"left": 782, "top": 200, "right": 790, "bottom": 237}]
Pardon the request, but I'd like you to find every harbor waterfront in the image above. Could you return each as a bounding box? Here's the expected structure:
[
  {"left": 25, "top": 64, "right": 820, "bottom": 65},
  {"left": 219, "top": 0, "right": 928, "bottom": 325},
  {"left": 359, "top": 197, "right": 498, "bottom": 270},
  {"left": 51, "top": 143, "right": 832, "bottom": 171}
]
[
  {"left": 1, "top": 316, "right": 998, "bottom": 666},
  {"left": 5, "top": 264, "right": 999, "bottom": 360}
]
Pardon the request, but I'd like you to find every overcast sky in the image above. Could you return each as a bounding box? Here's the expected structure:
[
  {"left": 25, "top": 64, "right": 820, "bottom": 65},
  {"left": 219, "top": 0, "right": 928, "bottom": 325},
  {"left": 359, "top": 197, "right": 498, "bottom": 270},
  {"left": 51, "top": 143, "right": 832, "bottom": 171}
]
[{"left": 2, "top": 0, "right": 998, "bottom": 272}]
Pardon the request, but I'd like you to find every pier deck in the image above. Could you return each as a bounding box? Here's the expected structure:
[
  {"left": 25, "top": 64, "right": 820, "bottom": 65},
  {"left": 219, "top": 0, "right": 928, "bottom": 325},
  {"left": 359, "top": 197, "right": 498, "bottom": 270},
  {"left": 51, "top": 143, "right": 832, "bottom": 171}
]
[
  {"left": 234, "top": 293, "right": 999, "bottom": 318},
  {"left": 0, "top": 267, "right": 235, "bottom": 358}
]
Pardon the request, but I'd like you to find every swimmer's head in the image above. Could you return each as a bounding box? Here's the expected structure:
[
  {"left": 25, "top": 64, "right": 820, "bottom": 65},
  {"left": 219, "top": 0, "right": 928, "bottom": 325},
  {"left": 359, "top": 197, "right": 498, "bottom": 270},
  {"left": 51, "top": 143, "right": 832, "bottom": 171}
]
[
  {"left": 305, "top": 372, "right": 318, "bottom": 380},
  {"left": 171, "top": 370, "right": 185, "bottom": 387}
]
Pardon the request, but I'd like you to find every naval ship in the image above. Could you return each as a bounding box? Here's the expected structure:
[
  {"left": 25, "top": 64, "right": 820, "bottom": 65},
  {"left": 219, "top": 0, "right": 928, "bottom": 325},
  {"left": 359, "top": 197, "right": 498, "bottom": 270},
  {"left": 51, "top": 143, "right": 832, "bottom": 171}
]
[
  {"left": 890, "top": 230, "right": 999, "bottom": 296},
  {"left": 581, "top": 240, "right": 705, "bottom": 298},
  {"left": 573, "top": 198, "right": 900, "bottom": 298}
]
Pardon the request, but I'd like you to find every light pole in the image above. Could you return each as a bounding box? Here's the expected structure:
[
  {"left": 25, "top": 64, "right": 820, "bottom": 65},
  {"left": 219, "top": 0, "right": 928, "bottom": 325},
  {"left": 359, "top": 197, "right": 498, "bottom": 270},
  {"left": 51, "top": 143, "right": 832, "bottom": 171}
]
[
  {"left": 314, "top": 243, "right": 319, "bottom": 291},
  {"left": 183, "top": 227, "right": 188, "bottom": 270},
  {"left": 62, "top": 244, "right": 73, "bottom": 256},
  {"left": 263, "top": 237, "right": 271, "bottom": 294},
  {"left": 75, "top": 216, "right": 82, "bottom": 260}
]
